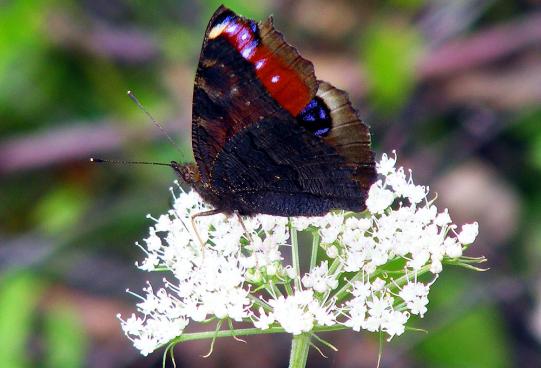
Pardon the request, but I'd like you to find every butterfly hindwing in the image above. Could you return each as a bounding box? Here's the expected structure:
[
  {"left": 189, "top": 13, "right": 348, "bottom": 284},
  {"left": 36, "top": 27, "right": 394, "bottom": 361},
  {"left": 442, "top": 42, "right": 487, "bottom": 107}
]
[
  {"left": 210, "top": 117, "right": 367, "bottom": 216},
  {"left": 315, "top": 81, "right": 376, "bottom": 191}
]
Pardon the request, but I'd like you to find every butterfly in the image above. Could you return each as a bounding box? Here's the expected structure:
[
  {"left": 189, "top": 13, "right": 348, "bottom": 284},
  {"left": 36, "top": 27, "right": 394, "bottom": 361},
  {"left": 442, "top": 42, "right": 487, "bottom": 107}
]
[{"left": 172, "top": 5, "right": 376, "bottom": 218}]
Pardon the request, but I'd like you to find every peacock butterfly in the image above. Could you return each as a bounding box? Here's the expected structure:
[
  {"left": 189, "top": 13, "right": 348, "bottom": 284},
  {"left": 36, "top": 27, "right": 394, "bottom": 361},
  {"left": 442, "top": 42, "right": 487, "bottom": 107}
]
[{"left": 173, "top": 5, "right": 376, "bottom": 217}]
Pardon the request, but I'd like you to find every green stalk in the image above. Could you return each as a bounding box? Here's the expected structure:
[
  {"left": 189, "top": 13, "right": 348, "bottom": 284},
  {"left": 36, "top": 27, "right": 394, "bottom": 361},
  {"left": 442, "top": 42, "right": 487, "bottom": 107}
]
[
  {"left": 167, "top": 324, "right": 347, "bottom": 345},
  {"left": 309, "top": 232, "right": 320, "bottom": 271},
  {"left": 288, "top": 333, "right": 311, "bottom": 368},
  {"left": 290, "top": 221, "right": 301, "bottom": 290}
]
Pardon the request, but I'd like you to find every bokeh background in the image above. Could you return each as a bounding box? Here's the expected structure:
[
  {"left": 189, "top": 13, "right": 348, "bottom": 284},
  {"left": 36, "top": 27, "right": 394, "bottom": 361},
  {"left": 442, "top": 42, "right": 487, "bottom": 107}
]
[{"left": 1, "top": 0, "right": 540, "bottom": 367}]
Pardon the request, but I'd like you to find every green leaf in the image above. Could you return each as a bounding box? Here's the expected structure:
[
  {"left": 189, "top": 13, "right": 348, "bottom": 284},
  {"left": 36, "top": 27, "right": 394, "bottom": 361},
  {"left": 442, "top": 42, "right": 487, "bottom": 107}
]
[
  {"left": 0, "top": 1, "right": 50, "bottom": 121},
  {"left": 0, "top": 273, "right": 44, "bottom": 368},
  {"left": 414, "top": 272, "right": 512, "bottom": 368},
  {"left": 33, "top": 185, "right": 89, "bottom": 235},
  {"left": 531, "top": 136, "right": 541, "bottom": 170},
  {"left": 44, "top": 306, "right": 87, "bottom": 368},
  {"left": 0, "top": 1, "right": 46, "bottom": 78},
  {"left": 416, "top": 305, "right": 512, "bottom": 368},
  {"left": 360, "top": 21, "right": 423, "bottom": 113}
]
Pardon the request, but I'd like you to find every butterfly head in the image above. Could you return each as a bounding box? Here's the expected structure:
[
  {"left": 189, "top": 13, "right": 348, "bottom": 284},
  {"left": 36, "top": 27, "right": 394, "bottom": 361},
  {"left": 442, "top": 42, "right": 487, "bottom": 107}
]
[{"left": 171, "top": 161, "right": 200, "bottom": 185}]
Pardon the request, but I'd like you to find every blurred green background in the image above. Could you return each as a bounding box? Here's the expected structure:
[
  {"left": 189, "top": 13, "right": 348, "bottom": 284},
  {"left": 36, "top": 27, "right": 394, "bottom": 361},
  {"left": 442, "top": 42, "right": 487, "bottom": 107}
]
[{"left": 1, "top": 0, "right": 540, "bottom": 367}]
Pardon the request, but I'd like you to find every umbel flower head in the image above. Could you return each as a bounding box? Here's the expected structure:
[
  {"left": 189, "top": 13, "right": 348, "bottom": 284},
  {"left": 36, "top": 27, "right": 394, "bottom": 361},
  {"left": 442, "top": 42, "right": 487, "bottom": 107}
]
[{"left": 118, "top": 152, "right": 484, "bottom": 356}]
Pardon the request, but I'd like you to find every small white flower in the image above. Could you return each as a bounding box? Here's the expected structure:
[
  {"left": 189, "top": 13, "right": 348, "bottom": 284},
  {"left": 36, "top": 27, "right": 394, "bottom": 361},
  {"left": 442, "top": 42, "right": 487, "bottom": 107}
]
[
  {"left": 291, "top": 217, "right": 313, "bottom": 231},
  {"left": 326, "top": 245, "right": 339, "bottom": 258},
  {"left": 399, "top": 282, "right": 430, "bottom": 317},
  {"left": 383, "top": 310, "right": 408, "bottom": 338},
  {"left": 301, "top": 261, "right": 338, "bottom": 293},
  {"left": 371, "top": 278, "right": 386, "bottom": 291},
  {"left": 119, "top": 313, "right": 144, "bottom": 335},
  {"left": 319, "top": 213, "right": 343, "bottom": 243},
  {"left": 269, "top": 291, "right": 316, "bottom": 335},
  {"left": 366, "top": 181, "right": 395, "bottom": 214},
  {"left": 144, "top": 230, "right": 162, "bottom": 252},
  {"left": 430, "top": 260, "right": 443, "bottom": 274},
  {"left": 344, "top": 302, "right": 367, "bottom": 331},
  {"left": 435, "top": 209, "right": 452, "bottom": 226},
  {"left": 133, "top": 334, "right": 158, "bottom": 356},
  {"left": 284, "top": 265, "right": 297, "bottom": 279},
  {"left": 444, "top": 237, "right": 463, "bottom": 258},
  {"left": 405, "top": 184, "right": 427, "bottom": 204},
  {"left": 309, "top": 301, "right": 337, "bottom": 326},
  {"left": 376, "top": 151, "right": 396, "bottom": 175},
  {"left": 458, "top": 222, "right": 479, "bottom": 244},
  {"left": 253, "top": 308, "right": 275, "bottom": 330}
]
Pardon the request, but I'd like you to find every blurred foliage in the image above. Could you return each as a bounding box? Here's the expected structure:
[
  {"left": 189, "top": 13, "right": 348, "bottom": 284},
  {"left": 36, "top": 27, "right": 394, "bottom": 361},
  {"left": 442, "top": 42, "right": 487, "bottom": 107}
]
[
  {"left": 33, "top": 184, "right": 90, "bottom": 235},
  {"left": 360, "top": 20, "right": 422, "bottom": 113},
  {"left": 0, "top": 273, "right": 44, "bottom": 368},
  {"left": 1, "top": 0, "right": 540, "bottom": 367},
  {"left": 0, "top": 273, "right": 86, "bottom": 368},
  {"left": 415, "top": 271, "right": 512, "bottom": 368},
  {"left": 419, "top": 305, "right": 511, "bottom": 368},
  {"left": 512, "top": 109, "right": 541, "bottom": 172},
  {"left": 0, "top": 1, "right": 49, "bottom": 132},
  {"left": 43, "top": 305, "right": 87, "bottom": 368}
]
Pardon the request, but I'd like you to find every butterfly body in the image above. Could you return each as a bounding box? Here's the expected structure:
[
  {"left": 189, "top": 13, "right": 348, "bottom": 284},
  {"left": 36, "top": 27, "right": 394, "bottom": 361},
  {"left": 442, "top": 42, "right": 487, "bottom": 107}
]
[{"left": 174, "top": 6, "right": 376, "bottom": 216}]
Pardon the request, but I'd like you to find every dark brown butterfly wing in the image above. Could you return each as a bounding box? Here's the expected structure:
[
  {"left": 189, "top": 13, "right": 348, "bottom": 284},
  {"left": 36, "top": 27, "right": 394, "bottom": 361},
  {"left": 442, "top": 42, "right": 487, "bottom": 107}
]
[
  {"left": 191, "top": 6, "right": 376, "bottom": 215},
  {"left": 210, "top": 116, "right": 368, "bottom": 216},
  {"left": 192, "top": 6, "right": 317, "bottom": 184},
  {"left": 315, "top": 81, "right": 376, "bottom": 192}
]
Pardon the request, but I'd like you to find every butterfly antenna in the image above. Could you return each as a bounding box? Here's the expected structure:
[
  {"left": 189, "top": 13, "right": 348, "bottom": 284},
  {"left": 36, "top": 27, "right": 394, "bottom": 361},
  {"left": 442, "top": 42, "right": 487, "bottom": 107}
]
[
  {"left": 90, "top": 157, "right": 173, "bottom": 167},
  {"left": 127, "top": 90, "right": 184, "bottom": 155}
]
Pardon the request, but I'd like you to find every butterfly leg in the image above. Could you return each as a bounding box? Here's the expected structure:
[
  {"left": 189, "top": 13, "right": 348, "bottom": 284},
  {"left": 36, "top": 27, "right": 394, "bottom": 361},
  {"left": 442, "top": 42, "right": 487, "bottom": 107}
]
[
  {"left": 191, "top": 209, "right": 221, "bottom": 250},
  {"left": 234, "top": 211, "right": 253, "bottom": 245}
]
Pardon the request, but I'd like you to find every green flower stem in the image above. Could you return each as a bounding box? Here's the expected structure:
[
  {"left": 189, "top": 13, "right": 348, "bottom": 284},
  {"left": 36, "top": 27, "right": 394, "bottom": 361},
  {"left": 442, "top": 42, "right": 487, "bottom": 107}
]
[
  {"left": 284, "top": 281, "right": 294, "bottom": 296},
  {"left": 391, "top": 264, "right": 431, "bottom": 288},
  {"left": 290, "top": 221, "right": 301, "bottom": 290},
  {"left": 248, "top": 294, "right": 271, "bottom": 311},
  {"left": 332, "top": 259, "right": 398, "bottom": 303},
  {"left": 457, "top": 256, "right": 487, "bottom": 262},
  {"left": 333, "top": 255, "right": 485, "bottom": 304},
  {"left": 288, "top": 333, "right": 311, "bottom": 368},
  {"left": 168, "top": 324, "right": 348, "bottom": 345},
  {"left": 328, "top": 256, "right": 342, "bottom": 275},
  {"left": 333, "top": 271, "right": 363, "bottom": 302},
  {"left": 309, "top": 232, "right": 320, "bottom": 271},
  {"left": 269, "top": 281, "right": 284, "bottom": 298}
]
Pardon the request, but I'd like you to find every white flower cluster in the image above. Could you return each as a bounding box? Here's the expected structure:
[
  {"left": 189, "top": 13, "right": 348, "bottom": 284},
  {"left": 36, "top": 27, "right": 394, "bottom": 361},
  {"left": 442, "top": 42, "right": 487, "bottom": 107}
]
[{"left": 119, "top": 152, "right": 481, "bottom": 355}]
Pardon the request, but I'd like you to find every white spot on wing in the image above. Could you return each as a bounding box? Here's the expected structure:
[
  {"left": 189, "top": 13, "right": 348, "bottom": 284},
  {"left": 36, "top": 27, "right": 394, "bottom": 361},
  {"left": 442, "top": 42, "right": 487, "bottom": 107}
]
[
  {"left": 242, "top": 47, "right": 252, "bottom": 58},
  {"left": 227, "top": 23, "right": 238, "bottom": 33},
  {"left": 209, "top": 22, "right": 228, "bottom": 39}
]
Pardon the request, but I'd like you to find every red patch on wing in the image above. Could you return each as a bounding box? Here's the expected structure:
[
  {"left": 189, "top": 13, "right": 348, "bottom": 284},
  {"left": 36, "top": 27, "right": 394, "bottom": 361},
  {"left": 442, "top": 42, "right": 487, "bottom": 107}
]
[{"left": 217, "top": 19, "right": 310, "bottom": 116}]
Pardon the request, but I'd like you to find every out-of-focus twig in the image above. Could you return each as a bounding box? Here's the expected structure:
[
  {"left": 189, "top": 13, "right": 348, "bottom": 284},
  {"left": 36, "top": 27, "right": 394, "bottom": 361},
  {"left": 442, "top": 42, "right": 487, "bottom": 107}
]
[
  {"left": 47, "top": 12, "right": 159, "bottom": 64},
  {"left": 419, "top": 12, "right": 541, "bottom": 79},
  {"left": 418, "top": 0, "right": 496, "bottom": 47},
  {"left": 0, "top": 120, "right": 185, "bottom": 174},
  {"left": 0, "top": 123, "right": 123, "bottom": 174},
  {"left": 382, "top": 12, "right": 541, "bottom": 158}
]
